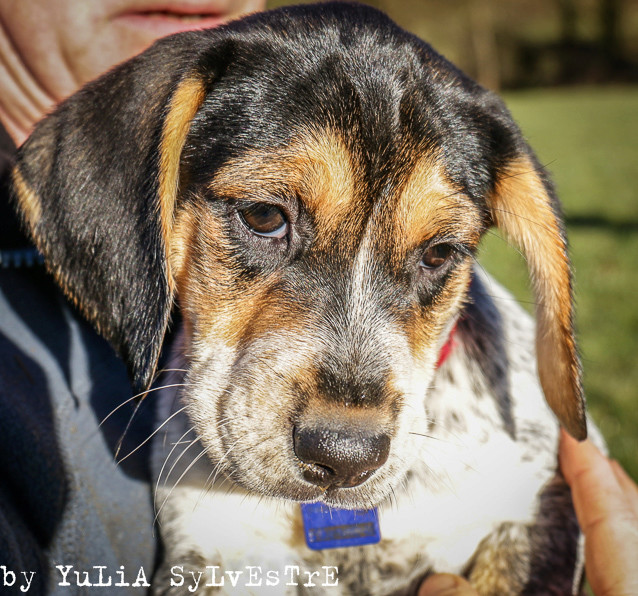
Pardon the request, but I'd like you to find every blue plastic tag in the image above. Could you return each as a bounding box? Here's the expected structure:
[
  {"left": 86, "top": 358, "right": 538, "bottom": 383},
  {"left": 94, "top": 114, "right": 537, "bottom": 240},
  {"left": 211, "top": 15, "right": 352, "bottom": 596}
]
[{"left": 300, "top": 503, "right": 381, "bottom": 550}]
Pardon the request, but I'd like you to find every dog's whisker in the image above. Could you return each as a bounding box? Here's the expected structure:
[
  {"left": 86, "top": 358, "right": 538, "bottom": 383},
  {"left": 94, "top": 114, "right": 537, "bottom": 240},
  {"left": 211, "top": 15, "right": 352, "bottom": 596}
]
[
  {"left": 257, "top": 359, "right": 289, "bottom": 383},
  {"left": 156, "top": 446, "right": 209, "bottom": 524},
  {"left": 113, "top": 396, "right": 146, "bottom": 461},
  {"left": 195, "top": 439, "right": 241, "bottom": 508},
  {"left": 203, "top": 461, "right": 239, "bottom": 502},
  {"left": 117, "top": 405, "right": 188, "bottom": 465},
  {"left": 195, "top": 450, "right": 234, "bottom": 506},
  {"left": 113, "top": 383, "right": 179, "bottom": 460},
  {"left": 155, "top": 427, "right": 196, "bottom": 498},
  {"left": 409, "top": 431, "right": 443, "bottom": 441},
  {"left": 153, "top": 367, "right": 189, "bottom": 377},
  {"left": 471, "top": 288, "right": 539, "bottom": 307},
  {"left": 387, "top": 485, "right": 398, "bottom": 512},
  {"left": 468, "top": 253, "right": 493, "bottom": 286},
  {"left": 100, "top": 382, "right": 187, "bottom": 429},
  {"left": 498, "top": 161, "right": 557, "bottom": 183},
  {"left": 161, "top": 436, "right": 200, "bottom": 490},
  {"left": 221, "top": 479, "right": 239, "bottom": 500},
  {"left": 483, "top": 229, "right": 528, "bottom": 262}
]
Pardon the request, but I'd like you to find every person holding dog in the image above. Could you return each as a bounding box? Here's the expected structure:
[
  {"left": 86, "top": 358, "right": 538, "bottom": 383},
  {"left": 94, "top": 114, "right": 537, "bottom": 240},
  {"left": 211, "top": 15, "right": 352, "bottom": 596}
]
[{"left": 0, "top": 2, "right": 636, "bottom": 595}]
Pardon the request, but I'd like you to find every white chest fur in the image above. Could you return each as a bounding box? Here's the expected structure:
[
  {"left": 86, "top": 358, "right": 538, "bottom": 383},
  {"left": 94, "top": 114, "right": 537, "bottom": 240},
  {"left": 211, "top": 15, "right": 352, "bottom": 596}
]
[{"left": 150, "top": 274, "right": 598, "bottom": 595}]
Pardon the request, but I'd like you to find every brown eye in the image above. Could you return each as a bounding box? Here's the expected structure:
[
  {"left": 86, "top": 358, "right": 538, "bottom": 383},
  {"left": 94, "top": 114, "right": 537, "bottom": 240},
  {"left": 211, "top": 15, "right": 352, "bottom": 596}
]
[
  {"left": 239, "top": 203, "right": 288, "bottom": 239},
  {"left": 420, "top": 244, "right": 454, "bottom": 269}
]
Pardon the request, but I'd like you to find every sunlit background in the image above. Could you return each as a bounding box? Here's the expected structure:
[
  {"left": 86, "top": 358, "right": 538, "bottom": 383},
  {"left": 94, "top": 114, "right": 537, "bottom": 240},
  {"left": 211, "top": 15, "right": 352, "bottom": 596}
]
[{"left": 268, "top": 0, "right": 638, "bottom": 480}]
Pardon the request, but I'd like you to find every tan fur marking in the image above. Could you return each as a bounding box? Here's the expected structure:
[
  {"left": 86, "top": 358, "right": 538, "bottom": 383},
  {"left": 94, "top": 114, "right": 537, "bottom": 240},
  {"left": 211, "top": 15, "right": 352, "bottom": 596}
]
[
  {"left": 209, "top": 129, "right": 361, "bottom": 248},
  {"left": 173, "top": 204, "right": 236, "bottom": 339},
  {"left": 407, "top": 260, "right": 473, "bottom": 362},
  {"left": 226, "top": 282, "right": 307, "bottom": 347},
  {"left": 468, "top": 522, "right": 531, "bottom": 595},
  {"left": 159, "top": 76, "right": 207, "bottom": 287},
  {"left": 168, "top": 206, "right": 196, "bottom": 289},
  {"left": 295, "top": 131, "right": 359, "bottom": 238},
  {"left": 490, "top": 157, "right": 585, "bottom": 439},
  {"left": 174, "top": 201, "right": 309, "bottom": 347},
  {"left": 12, "top": 167, "right": 42, "bottom": 234},
  {"left": 396, "top": 156, "right": 482, "bottom": 260},
  {"left": 168, "top": 205, "right": 200, "bottom": 341},
  {"left": 394, "top": 156, "right": 479, "bottom": 361},
  {"left": 298, "top": 385, "right": 398, "bottom": 425}
]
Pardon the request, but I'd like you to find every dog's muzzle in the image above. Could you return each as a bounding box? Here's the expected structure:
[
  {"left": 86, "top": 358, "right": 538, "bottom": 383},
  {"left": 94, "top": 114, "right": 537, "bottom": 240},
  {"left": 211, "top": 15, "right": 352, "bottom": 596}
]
[{"left": 293, "top": 423, "right": 391, "bottom": 489}]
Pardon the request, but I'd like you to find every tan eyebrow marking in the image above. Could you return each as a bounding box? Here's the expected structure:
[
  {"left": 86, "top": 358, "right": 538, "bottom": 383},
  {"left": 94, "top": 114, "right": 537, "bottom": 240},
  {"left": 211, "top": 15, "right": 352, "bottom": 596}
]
[
  {"left": 208, "top": 128, "right": 364, "bottom": 250},
  {"left": 390, "top": 154, "right": 483, "bottom": 267}
]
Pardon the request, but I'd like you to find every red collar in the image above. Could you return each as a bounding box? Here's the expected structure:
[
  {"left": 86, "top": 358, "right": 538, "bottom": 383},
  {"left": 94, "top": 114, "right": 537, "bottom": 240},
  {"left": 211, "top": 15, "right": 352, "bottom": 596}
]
[{"left": 435, "top": 323, "right": 458, "bottom": 369}]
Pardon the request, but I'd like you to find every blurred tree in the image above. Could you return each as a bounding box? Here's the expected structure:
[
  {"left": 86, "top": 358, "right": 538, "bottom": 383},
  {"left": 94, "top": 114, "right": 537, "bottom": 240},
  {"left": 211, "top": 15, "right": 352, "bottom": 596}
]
[
  {"left": 267, "top": 0, "right": 638, "bottom": 88},
  {"left": 600, "top": 0, "right": 621, "bottom": 60},
  {"left": 558, "top": 0, "right": 578, "bottom": 44},
  {"left": 468, "top": 0, "right": 501, "bottom": 89}
]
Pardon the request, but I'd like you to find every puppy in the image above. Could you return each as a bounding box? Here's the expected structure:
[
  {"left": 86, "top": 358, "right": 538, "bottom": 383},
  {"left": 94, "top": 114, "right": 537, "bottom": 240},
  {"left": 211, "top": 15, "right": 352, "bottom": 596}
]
[{"left": 12, "top": 3, "right": 600, "bottom": 594}]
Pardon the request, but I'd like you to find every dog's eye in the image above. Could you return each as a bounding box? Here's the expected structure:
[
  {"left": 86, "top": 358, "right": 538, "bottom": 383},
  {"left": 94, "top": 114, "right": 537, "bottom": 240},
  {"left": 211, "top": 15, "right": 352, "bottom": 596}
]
[
  {"left": 420, "top": 244, "right": 454, "bottom": 269},
  {"left": 239, "top": 204, "right": 288, "bottom": 239}
]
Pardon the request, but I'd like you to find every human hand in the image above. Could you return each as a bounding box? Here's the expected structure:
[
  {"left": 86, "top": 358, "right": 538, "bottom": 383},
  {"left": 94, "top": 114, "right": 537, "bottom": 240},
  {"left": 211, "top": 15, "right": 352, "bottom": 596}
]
[
  {"left": 559, "top": 428, "right": 638, "bottom": 596},
  {"left": 420, "top": 431, "right": 638, "bottom": 596},
  {"left": 418, "top": 573, "right": 478, "bottom": 596}
]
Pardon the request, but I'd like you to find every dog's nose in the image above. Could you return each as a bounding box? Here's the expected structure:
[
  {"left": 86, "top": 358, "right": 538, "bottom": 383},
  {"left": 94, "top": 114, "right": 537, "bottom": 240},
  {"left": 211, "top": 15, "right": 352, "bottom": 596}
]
[{"left": 293, "top": 425, "right": 390, "bottom": 488}]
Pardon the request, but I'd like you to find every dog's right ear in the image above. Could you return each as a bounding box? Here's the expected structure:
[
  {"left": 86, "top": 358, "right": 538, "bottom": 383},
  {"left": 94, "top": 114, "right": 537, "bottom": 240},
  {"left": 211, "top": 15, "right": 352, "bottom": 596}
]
[{"left": 11, "top": 32, "right": 223, "bottom": 391}]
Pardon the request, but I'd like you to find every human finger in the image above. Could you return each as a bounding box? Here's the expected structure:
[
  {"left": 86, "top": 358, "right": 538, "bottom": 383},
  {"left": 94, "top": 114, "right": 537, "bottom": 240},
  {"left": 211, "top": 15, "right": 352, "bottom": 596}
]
[
  {"left": 419, "top": 573, "right": 479, "bottom": 596},
  {"left": 610, "top": 458, "right": 638, "bottom": 518},
  {"left": 559, "top": 428, "right": 638, "bottom": 595},
  {"left": 558, "top": 429, "right": 629, "bottom": 535}
]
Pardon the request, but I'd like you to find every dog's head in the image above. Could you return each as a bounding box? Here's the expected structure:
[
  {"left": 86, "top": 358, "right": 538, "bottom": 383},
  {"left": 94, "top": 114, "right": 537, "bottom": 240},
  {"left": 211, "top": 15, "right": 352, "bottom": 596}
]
[{"left": 12, "top": 3, "right": 585, "bottom": 507}]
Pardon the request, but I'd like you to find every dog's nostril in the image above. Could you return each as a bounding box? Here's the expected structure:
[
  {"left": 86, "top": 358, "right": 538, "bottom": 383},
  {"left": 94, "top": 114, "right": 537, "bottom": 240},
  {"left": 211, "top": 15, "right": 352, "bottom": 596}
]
[
  {"left": 293, "top": 424, "right": 390, "bottom": 489},
  {"left": 299, "top": 462, "right": 335, "bottom": 488}
]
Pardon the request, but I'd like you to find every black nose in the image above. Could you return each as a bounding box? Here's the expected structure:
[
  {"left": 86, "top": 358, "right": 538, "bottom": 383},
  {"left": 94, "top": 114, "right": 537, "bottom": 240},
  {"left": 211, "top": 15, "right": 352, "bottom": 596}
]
[{"left": 293, "top": 424, "right": 390, "bottom": 489}]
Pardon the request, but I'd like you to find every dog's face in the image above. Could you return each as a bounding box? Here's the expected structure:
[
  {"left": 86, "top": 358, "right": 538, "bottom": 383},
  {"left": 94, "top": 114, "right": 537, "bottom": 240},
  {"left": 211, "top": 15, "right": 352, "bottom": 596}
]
[
  {"left": 12, "top": 3, "right": 586, "bottom": 507},
  {"left": 175, "top": 129, "right": 481, "bottom": 505}
]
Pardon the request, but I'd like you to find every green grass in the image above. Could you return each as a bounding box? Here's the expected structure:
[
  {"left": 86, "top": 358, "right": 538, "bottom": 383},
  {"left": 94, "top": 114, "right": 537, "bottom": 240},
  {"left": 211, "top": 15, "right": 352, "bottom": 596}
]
[{"left": 479, "top": 87, "right": 638, "bottom": 480}]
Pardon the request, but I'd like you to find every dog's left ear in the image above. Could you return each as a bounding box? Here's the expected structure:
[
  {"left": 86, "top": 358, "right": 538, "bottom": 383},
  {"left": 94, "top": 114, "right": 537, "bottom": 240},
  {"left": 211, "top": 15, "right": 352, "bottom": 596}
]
[
  {"left": 11, "top": 33, "right": 215, "bottom": 391},
  {"left": 487, "top": 153, "right": 587, "bottom": 440}
]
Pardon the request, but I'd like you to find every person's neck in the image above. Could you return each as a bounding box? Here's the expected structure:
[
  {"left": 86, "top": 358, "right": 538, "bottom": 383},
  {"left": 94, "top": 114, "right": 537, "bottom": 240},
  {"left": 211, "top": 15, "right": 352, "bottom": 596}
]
[{"left": 0, "top": 21, "right": 56, "bottom": 147}]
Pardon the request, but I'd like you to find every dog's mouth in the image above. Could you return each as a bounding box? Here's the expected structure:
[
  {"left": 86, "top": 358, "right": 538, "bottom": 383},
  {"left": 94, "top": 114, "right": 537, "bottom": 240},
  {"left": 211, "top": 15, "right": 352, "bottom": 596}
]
[
  {"left": 179, "top": 416, "right": 399, "bottom": 509},
  {"left": 224, "top": 423, "right": 398, "bottom": 509},
  {"left": 298, "top": 462, "right": 378, "bottom": 490},
  {"left": 274, "top": 474, "right": 389, "bottom": 511}
]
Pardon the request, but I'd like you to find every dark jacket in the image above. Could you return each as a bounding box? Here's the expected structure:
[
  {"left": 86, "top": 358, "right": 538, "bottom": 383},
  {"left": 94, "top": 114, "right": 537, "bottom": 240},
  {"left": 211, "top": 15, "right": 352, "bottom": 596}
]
[{"left": 0, "top": 126, "right": 156, "bottom": 594}]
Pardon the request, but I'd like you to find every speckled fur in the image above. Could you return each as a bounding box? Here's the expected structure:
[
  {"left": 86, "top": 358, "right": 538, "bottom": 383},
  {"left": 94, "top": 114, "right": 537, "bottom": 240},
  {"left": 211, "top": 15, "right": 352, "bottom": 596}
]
[{"left": 151, "top": 271, "right": 598, "bottom": 595}]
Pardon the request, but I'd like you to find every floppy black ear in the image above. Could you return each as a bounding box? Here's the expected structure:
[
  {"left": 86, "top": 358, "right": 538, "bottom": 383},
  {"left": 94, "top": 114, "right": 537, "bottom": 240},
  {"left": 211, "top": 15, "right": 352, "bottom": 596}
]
[
  {"left": 11, "top": 32, "right": 215, "bottom": 391},
  {"left": 487, "top": 152, "right": 587, "bottom": 440}
]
